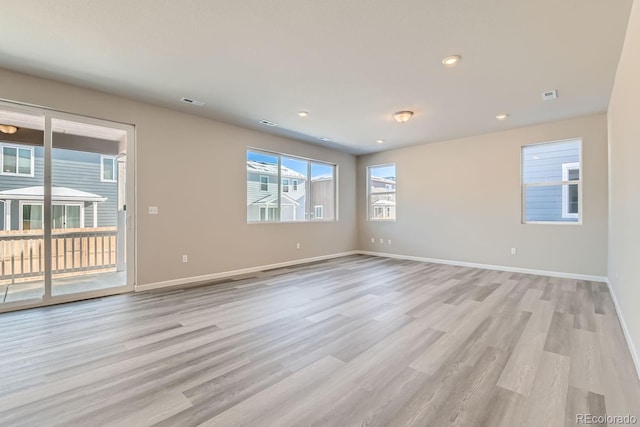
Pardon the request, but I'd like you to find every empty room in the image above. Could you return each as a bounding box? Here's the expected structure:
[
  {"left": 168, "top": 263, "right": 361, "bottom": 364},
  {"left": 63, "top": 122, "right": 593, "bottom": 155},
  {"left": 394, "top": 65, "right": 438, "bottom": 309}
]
[{"left": 0, "top": 0, "right": 639, "bottom": 426}]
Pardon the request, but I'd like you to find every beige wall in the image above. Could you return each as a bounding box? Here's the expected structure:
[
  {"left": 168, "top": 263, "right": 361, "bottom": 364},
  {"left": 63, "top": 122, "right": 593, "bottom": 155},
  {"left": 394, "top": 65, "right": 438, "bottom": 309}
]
[
  {"left": 608, "top": 0, "right": 640, "bottom": 368},
  {"left": 357, "top": 114, "right": 609, "bottom": 277},
  {"left": 0, "top": 68, "right": 357, "bottom": 286}
]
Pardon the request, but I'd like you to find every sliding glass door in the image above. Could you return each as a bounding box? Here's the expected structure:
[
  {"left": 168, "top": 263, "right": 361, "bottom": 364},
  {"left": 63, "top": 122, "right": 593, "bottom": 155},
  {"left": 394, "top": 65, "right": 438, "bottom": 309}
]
[{"left": 0, "top": 101, "right": 134, "bottom": 310}]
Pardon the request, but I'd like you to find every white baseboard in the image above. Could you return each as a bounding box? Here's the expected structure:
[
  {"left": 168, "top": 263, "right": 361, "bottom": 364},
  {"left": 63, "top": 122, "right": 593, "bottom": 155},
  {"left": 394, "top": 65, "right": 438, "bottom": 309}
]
[
  {"left": 136, "top": 251, "right": 359, "bottom": 292},
  {"left": 606, "top": 279, "right": 640, "bottom": 380},
  {"left": 356, "top": 251, "right": 608, "bottom": 282}
]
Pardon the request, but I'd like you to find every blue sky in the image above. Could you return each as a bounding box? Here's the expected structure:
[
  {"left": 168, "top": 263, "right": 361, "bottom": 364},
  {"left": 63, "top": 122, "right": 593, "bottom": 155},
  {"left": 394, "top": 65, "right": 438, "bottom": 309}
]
[
  {"left": 370, "top": 164, "right": 396, "bottom": 179},
  {"left": 248, "top": 151, "right": 334, "bottom": 177}
]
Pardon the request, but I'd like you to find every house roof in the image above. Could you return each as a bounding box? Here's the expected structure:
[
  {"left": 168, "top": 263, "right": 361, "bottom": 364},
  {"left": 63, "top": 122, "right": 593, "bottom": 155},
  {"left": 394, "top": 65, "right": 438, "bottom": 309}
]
[
  {"left": 373, "top": 199, "right": 396, "bottom": 206},
  {"left": 250, "top": 193, "right": 299, "bottom": 206},
  {"left": 247, "top": 161, "right": 306, "bottom": 179},
  {"left": 371, "top": 176, "right": 396, "bottom": 185},
  {"left": 0, "top": 186, "right": 107, "bottom": 202}
]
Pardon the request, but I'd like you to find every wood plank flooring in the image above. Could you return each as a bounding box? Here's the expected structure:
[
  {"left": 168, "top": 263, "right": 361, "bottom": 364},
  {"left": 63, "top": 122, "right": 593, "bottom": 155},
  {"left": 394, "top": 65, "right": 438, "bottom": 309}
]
[{"left": 0, "top": 255, "right": 638, "bottom": 426}]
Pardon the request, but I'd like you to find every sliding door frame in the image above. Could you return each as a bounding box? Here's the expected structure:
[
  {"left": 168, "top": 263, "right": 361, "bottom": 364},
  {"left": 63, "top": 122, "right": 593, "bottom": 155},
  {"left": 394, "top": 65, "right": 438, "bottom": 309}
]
[{"left": 0, "top": 99, "right": 136, "bottom": 313}]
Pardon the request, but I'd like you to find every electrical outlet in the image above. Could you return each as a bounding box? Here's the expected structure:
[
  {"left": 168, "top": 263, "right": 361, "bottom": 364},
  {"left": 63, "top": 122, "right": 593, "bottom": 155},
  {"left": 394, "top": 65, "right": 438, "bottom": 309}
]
[
  {"left": 148, "top": 206, "right": 159, "bottom": 215},
  {"left": 510, "top": 248, "right": 517, "bottom": 255},
  {"left": 379, "top": 238, "right": 384, "bottom": 244},
  {"left": 182, "top": 254, "right": 188, "bottom": 263},
  {"left": 388, "top": 240, "right": 392, "bottom": 245},
  {"left": 371, "top": 237, "right": 375, "bottom": 243},
  {"left": 296, "top": 243, "right": 301, "bottom": 249}
]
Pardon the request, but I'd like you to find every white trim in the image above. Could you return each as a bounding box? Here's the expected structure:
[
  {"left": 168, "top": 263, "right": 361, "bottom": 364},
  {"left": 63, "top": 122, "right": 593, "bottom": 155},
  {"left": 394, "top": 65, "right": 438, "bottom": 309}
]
[
  {"left": 357, "top": 251, "right": 608, "bottom": 282},
  {"left": 0, "top": 143, "right": 35, "bottom": 177},
  {"left": 100, "top": 155, "right": 117, "bottom": 182},
  {"left": 136, "top": 251, "right": 359, "bottom": 292},
  {"left": 314, "top": 205, "right": 323, "bottom": 219},
  {"left": 561, "top": 162, "right": 580, "bottom": 219},
  {"left": 606, "top": 279, "right": 640, "bottom": 380}
]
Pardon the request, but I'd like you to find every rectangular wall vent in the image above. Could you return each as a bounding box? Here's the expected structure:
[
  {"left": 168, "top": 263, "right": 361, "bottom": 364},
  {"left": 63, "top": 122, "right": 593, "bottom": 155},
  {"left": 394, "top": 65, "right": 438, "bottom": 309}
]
[
  {"left": 259, "top": 120, "right": 278, "bottom": 127},
  {"left": 180, "top": 97, "right": 205, "bottom": 107},
  {"left": 542, "top": 90, "right": 558, "bottom": 100}
]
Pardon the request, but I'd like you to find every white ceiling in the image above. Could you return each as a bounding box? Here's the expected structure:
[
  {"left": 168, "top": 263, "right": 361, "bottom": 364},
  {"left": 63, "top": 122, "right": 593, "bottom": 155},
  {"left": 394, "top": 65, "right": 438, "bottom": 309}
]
[{"left": 0, "top": 0, "right": 633, "bottom": 154}]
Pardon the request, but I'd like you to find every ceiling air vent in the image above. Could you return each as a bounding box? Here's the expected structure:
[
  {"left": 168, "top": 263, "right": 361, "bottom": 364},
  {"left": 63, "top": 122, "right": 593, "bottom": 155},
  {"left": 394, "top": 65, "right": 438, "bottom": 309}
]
[
  {"left": 542, "top": 90, "right": 558, "bottom": 100},
  {"left": 180, "top": 97, "right": 205, "bottom": 107},
  {"left": 259, "top": 120, "right": 278, "bottom": 127}
]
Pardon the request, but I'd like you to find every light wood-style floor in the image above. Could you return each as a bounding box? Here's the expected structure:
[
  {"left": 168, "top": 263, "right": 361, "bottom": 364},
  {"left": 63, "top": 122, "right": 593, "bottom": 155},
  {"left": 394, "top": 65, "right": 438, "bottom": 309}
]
[{"left": 0, "top": 255, "right": 638, "bottom": 426}]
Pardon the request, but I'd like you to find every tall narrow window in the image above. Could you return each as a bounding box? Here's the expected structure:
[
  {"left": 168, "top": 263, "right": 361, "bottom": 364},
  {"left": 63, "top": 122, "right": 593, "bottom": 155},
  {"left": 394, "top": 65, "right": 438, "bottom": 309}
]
[
  {"left": 259, "top": 175, "right": 269, "bottom": 191},
  {"left": 522, "top": 139, "right": 581, "bottom": 223},
  {"left": 368, "top": 164, "right": 396, "bottom": 221},
  {"left": 101, "top": 155, "right": 117, "bottom": 182},
  {"left": 310, "top": 162, "right": 336, "bottom": 221}
]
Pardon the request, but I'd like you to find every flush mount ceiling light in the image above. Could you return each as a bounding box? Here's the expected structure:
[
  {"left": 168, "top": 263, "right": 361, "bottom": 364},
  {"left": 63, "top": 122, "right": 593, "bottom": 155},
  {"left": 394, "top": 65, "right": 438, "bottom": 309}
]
[
  {"left": 393, "top": 111, "right": 414, "bottom": 123},
  {"left": 442, "top": 55, "right": 461, "bottom": 66},
  {"left": 496, "top": 113, "right": 510, "bottom": 120},
  {"left": 0, "top": 124, "right": 18, "bottom": 134},
  {"left": 297, "top": 111, "right": 309, "bottom": 117},
  {"left": 376, "top": 139, "right": 384, "bottom": 144}
]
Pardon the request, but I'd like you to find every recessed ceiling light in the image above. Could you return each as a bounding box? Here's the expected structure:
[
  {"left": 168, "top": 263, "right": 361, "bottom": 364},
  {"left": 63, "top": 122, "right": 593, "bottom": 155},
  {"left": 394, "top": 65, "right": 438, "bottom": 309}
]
[
  {"left": 442, "top": 55, "right": 461, "bottom": 66},
  {"left": 318, "top": 136, "right": 331, "bottom": 142},
  {"left": 0, "top": 124, "right": 18, "bottom": 134},
  {"left": 376, "top": 139, "right": 384, "bottom": 144},
  {"left": 298, "top": 111, "right": 309, "bottom": 117},
  {"left": 496, "top": 113, "right": 510, "bottom": 120},
  {"left": 180, "top": 97, "right": 205, "bottom": 107},
  {"left": 393, "top": 111, "right": 414, "bottom": 123},
  {"left": 259, "top": 119, "right": 278, "bottom": 127}
]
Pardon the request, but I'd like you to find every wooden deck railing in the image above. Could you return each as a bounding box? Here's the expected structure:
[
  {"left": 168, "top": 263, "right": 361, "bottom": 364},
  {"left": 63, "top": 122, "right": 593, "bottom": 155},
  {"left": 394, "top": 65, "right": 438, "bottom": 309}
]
[{"left": 0, "top": 227, "right": 118, "bottom": 285}]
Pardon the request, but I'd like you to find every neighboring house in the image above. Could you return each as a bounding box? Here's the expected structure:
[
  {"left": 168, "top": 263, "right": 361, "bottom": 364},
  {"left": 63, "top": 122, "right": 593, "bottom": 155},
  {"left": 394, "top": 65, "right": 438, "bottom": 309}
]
[
  {"left": 523, "top": 143, "right": 580, "bottom": 222},
  {"left": 247, "top": 161, "right": 306, "bottom": 221},
  {"left": 370, "top": 176, "right": 396, "bottom": 220},
  {"left": 0, "top": 142, "right": 118, "bottom": 231},
  {"left": 310, "top": 175, "right": 335, "bottom": 220}
]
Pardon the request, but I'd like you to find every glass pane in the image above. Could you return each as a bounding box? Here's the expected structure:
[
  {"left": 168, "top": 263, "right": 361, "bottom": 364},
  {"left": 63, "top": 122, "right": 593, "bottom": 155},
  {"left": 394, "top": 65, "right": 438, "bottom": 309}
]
[
  {"left": 524, "top": 184, "right": 579, "bottom": 222},
  {"left": 369, "top": 164, "right": 396, "bottom": 220},
  {"left": 0, "top": 109, "right": 45, "bottom": 304},
  {"left": 52, "top": 205, "right": 65, "bottom": 229},
  {"left": 18, "top": 149, "right": 31, "bottom": 175},
  {"left": 3, "top": 147, "right": 17, "bottom": 174},
  {"left": 102, "top": 157, "right": 114, "bottom": 181},
  {"left": 281, "top": 157, "right": 308, "bottom": 222},
  {"left": 311, "top": 162, "right": 335, "bottom": 220},
  {"left": 568, "top": 169, "right": 579, "bottom": 181},
  {"left": 52, "top": 117, "right": 127, "bottom": 296},
  {"left": 247, "top": 151, "right": 279, "bottom": 222},
  {"left": 370, "top": 193, "right": 396, "bottom": 220},
  {"left": 66, "top": 205, "right": 81, "bottom": 228},
  {"left": 22, "top": 204, "right": 43, "bottom": 230},
  {"left": 522, "top": 140, "right": 580, "bottom": 184}
]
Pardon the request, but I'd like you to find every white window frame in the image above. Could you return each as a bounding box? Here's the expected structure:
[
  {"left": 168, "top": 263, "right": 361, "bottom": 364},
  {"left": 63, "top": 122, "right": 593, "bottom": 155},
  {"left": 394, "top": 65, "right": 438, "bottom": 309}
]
[
  {"left": 314, "top": 205, "right": 323, "bottom": 219},
  {"left": 561, "top": 162, "right": 580, "bottom": 219},
  {"left": 19, "top": 201, "right": 85, "bottom": 230},
  {"left": 521, "top": 138, "right": 582, "bottom": 225},
  {"left": 259, "top": 175, "right": 269, "bottom": 192},
  {"left": 367, "top": 163, "right": 396, "bottom": 221},
  {"left": 282, "top": 178, "right": 290, "bottom": 193},
  {"left": 100, "top": 155, "right": 117, "bottom": 182},
  {"left": 0, "top": 143, "right": 35, "bottom": 177},
  {"left": 247, "top": 148, "right": 337, "bottom": 223},
  {"left": 292, "top": 179, "right": 298, "bottom": 191}
]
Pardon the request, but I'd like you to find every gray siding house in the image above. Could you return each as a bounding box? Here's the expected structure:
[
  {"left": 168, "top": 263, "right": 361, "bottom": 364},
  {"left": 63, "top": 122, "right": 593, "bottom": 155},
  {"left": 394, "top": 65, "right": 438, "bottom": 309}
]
[
  {"left": 247, "top": 161, "right": 306, "bottom": 221},
  {"left": 0, "top": 142, "right": 118, "bottom": 230},
  {"left": 523, "top": 141, "right": 580, "bottom": 222}
]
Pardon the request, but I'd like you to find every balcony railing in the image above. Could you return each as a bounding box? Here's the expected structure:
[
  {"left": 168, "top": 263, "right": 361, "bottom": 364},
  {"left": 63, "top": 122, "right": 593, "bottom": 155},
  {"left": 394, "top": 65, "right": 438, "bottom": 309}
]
[{"left": 0, "top": 227, "right": 118, "bottom": 285}]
